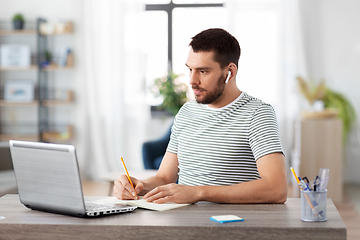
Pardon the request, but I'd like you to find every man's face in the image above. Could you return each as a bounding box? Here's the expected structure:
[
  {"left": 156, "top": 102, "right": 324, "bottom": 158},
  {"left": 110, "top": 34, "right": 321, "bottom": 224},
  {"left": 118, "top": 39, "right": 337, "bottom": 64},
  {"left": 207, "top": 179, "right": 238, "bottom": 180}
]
[{"left": 185, "top": 49, "right": 227, "bottom": 105}]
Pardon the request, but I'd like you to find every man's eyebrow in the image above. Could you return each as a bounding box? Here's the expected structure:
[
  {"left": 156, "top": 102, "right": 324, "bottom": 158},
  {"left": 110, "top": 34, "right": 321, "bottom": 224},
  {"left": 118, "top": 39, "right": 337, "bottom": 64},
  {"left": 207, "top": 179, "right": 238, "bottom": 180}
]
[{"left": 185, "top": 64, "right": 211, "bottom": 70}]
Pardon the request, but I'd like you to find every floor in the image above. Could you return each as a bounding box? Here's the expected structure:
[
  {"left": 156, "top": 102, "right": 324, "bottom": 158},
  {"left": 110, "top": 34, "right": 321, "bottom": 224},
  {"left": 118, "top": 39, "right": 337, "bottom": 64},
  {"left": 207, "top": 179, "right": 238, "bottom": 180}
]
[
  {"left": 82, "top": 180, "right": 360, "bottom": 240},
  {"left": 337, "top": 184, "right": 360, "bottom": 240}
]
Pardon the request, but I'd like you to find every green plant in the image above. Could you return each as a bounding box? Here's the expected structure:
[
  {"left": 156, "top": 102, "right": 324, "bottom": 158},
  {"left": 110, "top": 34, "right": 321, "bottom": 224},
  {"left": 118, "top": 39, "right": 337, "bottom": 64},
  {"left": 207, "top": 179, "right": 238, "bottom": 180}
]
[
  {"left": 12, "top": 13, "right": 24, "bottom": 22},
  {"left": 323, "top": 88, "right": 356, "bottom": 143},
  {"left": 153, "top": 72, "right": 188, "bottom": 116},
  {"left": 297, "top": 76, "right": 356, "bottom": 144},
  {"left": 45, "top": 50, "right": 52, "bottom": 62}
]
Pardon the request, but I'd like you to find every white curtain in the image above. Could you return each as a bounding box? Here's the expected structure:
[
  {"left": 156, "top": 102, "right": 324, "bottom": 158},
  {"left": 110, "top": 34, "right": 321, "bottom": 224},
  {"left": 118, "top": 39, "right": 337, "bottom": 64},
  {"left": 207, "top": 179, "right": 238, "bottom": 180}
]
[
  {"left": 76, "top": 0, "right": 145, "bottom": 179},
  {"left": 279, "top": 0, "right": 309, "bottom": 195}
]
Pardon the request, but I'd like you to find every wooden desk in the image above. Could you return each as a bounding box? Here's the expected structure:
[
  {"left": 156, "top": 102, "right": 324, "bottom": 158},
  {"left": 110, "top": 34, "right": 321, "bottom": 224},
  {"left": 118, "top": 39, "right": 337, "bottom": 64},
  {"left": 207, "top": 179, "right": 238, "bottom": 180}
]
[{"left": 0, "top": 195, "right": 346, "bottom": 240}]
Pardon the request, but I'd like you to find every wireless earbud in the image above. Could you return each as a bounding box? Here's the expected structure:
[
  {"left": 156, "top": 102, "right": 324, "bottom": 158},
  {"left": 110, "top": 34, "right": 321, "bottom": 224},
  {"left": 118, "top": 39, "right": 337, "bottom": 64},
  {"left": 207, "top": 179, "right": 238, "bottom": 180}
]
[{"left": 225, "top": 71, "right": 231, "bottom": 83}]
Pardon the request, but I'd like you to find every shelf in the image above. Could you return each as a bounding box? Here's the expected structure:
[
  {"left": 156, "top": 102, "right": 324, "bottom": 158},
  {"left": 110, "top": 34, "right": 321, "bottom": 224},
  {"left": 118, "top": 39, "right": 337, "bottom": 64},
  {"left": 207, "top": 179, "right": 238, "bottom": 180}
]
[
  {"left": 0, "top": 125, "right": 73, "bottom": 142},
  {"left": 0, "top": 100, "right": 38, "bottom": 106},
  {"left": 0, "top": 65, "right": 38, "bottom": 71},
  {"left": 43, "top": 100, "right": 73, "bottom": 106},
  {"left": 42, "top": 125, "right": 73, "bottom": 141},
  {"left": 0, "top": 29, "right": 37, "bottom": 36},
  {"left": 0, "top": 91, "right": 73, "bottom": 106},
  {"left": 0, "top": 134, "right": 39, "bottom": 142},
  {"left": 44, "top": 90, "right": 74, "bottom": 105},
  {"left": 40, "top": 32, "right": 73, "bottom": 36},
  {"left": 0, "top": 65, "right": 74, "bottom": 71},
  {"left": 41, "top": 64, "right": 73, "bottom": 71}
]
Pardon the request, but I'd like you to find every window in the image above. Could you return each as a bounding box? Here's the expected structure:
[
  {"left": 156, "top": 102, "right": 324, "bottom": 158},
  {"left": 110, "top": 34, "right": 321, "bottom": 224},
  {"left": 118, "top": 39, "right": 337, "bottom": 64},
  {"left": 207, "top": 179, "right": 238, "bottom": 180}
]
[{"left": 142, "top": 0, "right": 280, "bottom": 108}]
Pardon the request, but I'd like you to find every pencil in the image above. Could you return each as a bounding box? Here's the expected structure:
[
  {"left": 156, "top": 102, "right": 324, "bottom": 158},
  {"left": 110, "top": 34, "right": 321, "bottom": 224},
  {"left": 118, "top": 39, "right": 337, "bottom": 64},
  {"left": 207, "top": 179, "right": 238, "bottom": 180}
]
[
  {"left": 121, "top": 157, "right": 134, "bottom": 189},
  {"left": 290, "top": 167, "right": 316, "bottom": 214},
  {"left": 290, "top": 167, "right": 300, "bottom": 185}
]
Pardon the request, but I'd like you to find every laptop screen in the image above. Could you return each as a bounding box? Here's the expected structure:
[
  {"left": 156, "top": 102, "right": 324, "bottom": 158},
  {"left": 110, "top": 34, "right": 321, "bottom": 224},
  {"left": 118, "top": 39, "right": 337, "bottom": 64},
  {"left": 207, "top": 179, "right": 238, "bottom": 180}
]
[{"left": 9, "top": 140, "right": 86, "bottom": 215}]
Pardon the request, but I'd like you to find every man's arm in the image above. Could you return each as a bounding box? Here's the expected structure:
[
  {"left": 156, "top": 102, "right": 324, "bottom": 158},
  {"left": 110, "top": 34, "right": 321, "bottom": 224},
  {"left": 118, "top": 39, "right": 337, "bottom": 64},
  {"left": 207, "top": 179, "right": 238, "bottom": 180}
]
[
  {"left": 143, "top": 152, "right": 287, "bottom": 204},
  {"left": 139, "top": 151, "right": 179, "bottom": 194}
]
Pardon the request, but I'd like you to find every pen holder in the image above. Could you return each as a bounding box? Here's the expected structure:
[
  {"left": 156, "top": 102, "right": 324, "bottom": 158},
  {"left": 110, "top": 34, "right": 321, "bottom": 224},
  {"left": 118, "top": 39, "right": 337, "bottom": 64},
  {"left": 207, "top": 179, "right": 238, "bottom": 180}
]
[{"left": 301, "top": 190, "right": 327, "bottom": 222}]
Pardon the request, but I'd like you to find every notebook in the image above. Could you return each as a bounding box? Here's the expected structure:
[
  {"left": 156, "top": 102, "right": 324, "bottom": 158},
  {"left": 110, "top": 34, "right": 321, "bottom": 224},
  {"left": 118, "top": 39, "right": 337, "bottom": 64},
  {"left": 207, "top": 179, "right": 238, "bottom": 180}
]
[
  {"left": 94, "top": 196, "right": 190, "bottom": 212},
  {"left": 9, "top": 140, "right": 137, "bottom": 218}
]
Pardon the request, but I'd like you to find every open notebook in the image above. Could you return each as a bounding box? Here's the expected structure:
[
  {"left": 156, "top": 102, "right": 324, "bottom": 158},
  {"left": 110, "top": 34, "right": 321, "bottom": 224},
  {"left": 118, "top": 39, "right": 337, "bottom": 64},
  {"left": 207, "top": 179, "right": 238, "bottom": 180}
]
[{"left": 93, "top": 197, "right": 190, "bottom": 212}]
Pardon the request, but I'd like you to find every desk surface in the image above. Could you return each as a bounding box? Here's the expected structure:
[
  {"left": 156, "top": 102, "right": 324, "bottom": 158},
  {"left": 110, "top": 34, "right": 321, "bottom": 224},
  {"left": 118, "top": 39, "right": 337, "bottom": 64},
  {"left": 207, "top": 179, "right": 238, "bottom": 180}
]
[{"left": 0, "top": 195, "right": 346, "bottom": 240}]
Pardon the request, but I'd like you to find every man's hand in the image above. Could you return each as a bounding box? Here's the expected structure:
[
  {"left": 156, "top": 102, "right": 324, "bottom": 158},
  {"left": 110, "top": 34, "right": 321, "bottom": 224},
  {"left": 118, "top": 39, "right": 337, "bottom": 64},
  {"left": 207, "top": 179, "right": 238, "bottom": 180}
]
[
  {"left": 113, "top": 175, "right": 144, "bottom": 200},
  {"left": 143, "top": 183, "right": 199, "bottom": 204}
]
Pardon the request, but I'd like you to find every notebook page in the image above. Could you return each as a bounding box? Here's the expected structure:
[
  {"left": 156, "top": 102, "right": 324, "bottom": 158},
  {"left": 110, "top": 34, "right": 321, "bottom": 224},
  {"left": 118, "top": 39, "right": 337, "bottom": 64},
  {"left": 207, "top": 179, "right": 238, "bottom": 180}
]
[{"left": 93, "top": 197, "right": 190, "bottom": 211}]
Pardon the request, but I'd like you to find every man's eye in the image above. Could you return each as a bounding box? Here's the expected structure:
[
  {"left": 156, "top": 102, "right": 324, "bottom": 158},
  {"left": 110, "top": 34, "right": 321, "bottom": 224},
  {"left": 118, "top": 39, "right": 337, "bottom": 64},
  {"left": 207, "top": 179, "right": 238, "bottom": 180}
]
[{"left": 200, "top": 71, "right": 206, "bottom": 74}]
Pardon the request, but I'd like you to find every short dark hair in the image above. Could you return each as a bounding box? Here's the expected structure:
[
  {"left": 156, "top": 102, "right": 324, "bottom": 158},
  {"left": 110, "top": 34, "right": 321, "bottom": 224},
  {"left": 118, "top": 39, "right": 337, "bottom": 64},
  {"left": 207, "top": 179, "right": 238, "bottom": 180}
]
[{"left": 189, "top": 28, "right": 241, "bottom": 69}]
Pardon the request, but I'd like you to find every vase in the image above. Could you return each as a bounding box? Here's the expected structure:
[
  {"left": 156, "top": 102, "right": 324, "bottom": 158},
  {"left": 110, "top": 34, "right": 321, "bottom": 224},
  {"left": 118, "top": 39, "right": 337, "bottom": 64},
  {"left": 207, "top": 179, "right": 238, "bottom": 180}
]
[{"left": 13, "top": 21, "right": 24, "bottom": 30}]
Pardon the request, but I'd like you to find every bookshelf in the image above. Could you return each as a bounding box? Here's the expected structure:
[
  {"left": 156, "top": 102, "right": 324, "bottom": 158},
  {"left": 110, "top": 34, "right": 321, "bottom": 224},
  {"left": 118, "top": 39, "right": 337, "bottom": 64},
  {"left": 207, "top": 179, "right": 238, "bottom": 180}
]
[{"left": 0, "top": 18, "right": 74, "bottom": 142}]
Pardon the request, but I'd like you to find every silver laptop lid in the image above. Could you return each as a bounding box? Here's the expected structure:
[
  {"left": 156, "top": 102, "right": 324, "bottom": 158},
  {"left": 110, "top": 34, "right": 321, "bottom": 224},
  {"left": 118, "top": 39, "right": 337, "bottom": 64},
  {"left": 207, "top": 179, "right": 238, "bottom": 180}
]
[{"left": 9, "top": 140, "right": 86, "bottom": 216}]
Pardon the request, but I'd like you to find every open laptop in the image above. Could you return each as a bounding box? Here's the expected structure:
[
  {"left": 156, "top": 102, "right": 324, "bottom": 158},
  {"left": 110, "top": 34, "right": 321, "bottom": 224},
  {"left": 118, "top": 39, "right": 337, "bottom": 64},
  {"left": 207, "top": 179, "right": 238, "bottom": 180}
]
[{"left": 9, "top": 140, "right": 137, "bottom": 217}]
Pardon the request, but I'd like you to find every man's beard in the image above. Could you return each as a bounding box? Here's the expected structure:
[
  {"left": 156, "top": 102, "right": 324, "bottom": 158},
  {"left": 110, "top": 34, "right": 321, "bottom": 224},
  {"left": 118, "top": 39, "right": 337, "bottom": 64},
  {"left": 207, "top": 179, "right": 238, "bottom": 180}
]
[{"left": 192, "top": 74, "right": 226, "bottom": 105}]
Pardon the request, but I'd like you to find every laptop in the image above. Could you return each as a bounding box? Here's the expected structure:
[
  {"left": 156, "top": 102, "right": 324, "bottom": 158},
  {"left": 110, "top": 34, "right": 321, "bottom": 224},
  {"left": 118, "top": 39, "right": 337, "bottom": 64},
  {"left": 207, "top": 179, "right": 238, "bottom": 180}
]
[{"left": 9, "top": 140, "right": 137, "bottom": 217}]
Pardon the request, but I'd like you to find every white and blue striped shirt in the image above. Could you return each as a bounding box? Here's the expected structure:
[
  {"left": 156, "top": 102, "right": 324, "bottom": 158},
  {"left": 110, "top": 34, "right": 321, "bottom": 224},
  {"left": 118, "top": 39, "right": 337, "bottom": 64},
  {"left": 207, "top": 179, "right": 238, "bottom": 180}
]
[{"left": 167, "top": 92, "right": 283, "bottom": 186}]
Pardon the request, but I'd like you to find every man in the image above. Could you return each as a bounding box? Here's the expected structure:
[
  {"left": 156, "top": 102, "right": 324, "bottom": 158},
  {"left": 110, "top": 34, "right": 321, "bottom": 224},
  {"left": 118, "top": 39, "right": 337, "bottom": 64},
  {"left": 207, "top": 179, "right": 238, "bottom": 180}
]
[{"left": 114, "top": 28, "right": 287, "bottom": 204}]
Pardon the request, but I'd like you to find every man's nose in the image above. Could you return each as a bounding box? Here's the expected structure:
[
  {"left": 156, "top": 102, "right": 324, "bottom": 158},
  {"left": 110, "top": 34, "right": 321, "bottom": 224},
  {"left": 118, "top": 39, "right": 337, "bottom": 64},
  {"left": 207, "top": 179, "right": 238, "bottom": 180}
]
[{"left": 189, "top": 72, "right": 200, "bottom": 86}]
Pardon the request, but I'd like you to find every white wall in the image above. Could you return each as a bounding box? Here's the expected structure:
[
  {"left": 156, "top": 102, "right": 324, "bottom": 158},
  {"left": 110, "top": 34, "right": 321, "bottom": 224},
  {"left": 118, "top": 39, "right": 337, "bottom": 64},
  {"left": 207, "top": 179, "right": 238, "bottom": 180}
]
[{"left": 300, "top": 0, "right": 360, "bottom": 182}]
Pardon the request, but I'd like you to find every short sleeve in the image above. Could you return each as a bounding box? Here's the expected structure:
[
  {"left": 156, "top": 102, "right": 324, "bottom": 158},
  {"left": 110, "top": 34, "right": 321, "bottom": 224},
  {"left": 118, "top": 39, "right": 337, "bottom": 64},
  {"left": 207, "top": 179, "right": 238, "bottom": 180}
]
[
  {"left": 166, "top": 118, "right": 178, "bottom": 154},
  {"left": 249, "top": 103, "right": 283, "bottom": 160}
]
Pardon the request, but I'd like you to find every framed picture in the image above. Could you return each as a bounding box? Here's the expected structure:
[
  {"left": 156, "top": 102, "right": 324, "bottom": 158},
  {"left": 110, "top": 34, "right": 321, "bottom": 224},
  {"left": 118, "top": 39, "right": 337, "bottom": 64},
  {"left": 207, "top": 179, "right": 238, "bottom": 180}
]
[
  {"left": 0, "top": 44, "right": 31, "bottom": 67},
  {"left": 4, "top": 81, "right": 34, "bottom": 102}
]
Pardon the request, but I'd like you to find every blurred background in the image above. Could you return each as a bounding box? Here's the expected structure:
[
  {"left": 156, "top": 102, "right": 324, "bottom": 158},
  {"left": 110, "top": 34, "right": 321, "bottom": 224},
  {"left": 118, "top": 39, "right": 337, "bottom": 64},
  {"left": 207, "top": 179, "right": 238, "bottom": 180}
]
[{"left": 0, "top": 0, "right": 360, "bottom": 202}]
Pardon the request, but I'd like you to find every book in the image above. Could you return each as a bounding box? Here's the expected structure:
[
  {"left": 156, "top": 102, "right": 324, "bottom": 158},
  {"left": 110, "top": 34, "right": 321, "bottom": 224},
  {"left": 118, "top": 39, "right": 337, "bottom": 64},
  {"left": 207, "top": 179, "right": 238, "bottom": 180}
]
[
  {"left": 93, "top": 196, "right": 190, "bottom": 212},
  {"left": 210, "top": 215, "right": 244, "bottom": 223},
  {"left": 58, "top": 47, "right": 72, "bottom": 67}
]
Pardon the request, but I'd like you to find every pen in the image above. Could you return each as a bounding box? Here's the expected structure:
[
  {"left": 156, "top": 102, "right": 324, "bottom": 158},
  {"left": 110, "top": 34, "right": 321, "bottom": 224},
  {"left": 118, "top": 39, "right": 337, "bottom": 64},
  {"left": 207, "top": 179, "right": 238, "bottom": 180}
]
[
  {"left": 290, "top": 167, "right": 318, "bottom": 216},
  {"left": 121, "top": 157, "right": 135, "bottom": 189}
]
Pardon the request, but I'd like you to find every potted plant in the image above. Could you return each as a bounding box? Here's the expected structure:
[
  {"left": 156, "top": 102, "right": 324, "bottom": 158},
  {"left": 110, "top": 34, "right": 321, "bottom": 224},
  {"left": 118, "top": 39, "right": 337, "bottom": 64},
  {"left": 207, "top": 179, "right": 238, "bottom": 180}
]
[
  {"left": 297, "top": 76, "right": 356, "bottom": 143},
  {"left": 39, "top": 50, "right": 52, "bottom": 68},
  {"left": 12, "top": 13, "right": 25, "bottom": 30},
  {"left": 152, "top": 72, "right": 188, "bottom": 116}
]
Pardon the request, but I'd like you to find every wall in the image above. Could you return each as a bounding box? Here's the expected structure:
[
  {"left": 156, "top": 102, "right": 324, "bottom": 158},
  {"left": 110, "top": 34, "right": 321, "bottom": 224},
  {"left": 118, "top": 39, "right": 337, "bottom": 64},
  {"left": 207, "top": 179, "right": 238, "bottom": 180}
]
[{"left": 300, "top": 0, "right": 360, "bottom": 182}]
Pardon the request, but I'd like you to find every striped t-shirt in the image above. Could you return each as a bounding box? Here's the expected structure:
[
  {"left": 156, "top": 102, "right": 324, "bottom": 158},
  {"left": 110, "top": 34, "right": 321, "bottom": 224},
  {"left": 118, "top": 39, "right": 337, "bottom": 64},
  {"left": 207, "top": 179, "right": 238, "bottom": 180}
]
[{"left": 166, "top": 92, "right": 283, "bottom": 186}]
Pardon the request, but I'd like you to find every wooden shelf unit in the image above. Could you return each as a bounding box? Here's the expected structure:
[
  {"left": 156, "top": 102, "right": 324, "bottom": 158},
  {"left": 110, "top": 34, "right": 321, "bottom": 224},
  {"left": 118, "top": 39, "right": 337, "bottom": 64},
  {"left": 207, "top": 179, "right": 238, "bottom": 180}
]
[{"left": 0, "top": 19, "right": 74, "bottom": 143}]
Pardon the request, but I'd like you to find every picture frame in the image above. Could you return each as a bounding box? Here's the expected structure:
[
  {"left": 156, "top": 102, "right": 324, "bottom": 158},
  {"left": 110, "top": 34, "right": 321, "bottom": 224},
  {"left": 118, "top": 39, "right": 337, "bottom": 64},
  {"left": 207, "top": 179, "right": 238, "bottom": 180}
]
[
  {"left": 0, "top": 44, "right": 31, "bottom": 67},
  {"left": 4, "top": 81, "right": 34, "bottom": 102}
]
